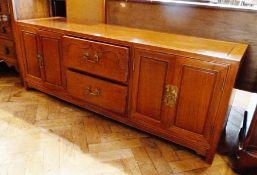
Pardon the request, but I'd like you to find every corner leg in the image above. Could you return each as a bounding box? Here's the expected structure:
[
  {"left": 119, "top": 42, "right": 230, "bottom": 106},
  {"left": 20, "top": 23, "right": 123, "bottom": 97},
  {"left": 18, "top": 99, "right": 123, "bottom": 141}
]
[
  {"left": 205, "top": 151, "right": 216, "bottom": 164},
  {"left": 23, "top": 82, "right": 32, "bottom": 91}
]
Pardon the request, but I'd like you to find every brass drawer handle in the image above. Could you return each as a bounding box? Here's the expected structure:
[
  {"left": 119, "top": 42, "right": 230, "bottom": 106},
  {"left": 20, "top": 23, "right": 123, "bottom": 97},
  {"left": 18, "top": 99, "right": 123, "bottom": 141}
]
[
  {"left": 85, "top": 86, "right": 101, "bottom": 96},
  {"left": 37, "top": 53, "right": 44, "bottom": 68},
  {"left": 1, "top": 26, "right": 6, "bottom": 33},
  {"left": 83, "top": 52, "right": 100, "bottom": 63},
  {"left": 164, "top": 85, "right": 178, "bottom": 108},
  {"left": 4, "top": 46, "right": 9, "bottom": 55}
]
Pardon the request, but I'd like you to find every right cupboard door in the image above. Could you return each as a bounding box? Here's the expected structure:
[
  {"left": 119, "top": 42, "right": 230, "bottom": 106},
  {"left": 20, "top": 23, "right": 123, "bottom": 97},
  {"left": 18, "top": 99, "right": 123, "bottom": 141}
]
[{"left": 169, "top": 57, "right": 229, "bottom": 147}]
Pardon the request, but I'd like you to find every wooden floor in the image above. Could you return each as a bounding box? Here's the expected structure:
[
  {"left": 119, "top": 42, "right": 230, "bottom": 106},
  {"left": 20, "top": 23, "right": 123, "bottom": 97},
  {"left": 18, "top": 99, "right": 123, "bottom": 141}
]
[{"left": 0, "top": 65, "right": 238, "bottom": 175}]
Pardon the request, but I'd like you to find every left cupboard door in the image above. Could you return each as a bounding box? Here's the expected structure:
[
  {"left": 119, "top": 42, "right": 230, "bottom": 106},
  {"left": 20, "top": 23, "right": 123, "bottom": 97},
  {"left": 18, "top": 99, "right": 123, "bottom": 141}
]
[{"left": 20, "top": 28, "right": 43, "bottom": 83}]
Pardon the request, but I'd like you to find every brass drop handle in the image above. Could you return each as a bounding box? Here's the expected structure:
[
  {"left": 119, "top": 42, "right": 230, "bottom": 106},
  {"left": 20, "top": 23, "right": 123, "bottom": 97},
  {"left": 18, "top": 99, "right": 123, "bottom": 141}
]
[
  {"left": 4, "top": 46, "right": 9, "bottom": 55},
  {"left": 85, "top": 86, "right": 101, "bottom": 96},
  {"left": 83, "top": 52, "right": 100, "bottom": 63},
  {"left": 37, "top": 53, "right": 44, "bottom": 68},
  {"left": 1, "top": 26, "right": 6, "bottom": 33},
  {"left": 164, "top": 85, "right": 178, "bottom": 108},
  {"left": 84, "top": 52, "right": 90, "bottom": 59}
]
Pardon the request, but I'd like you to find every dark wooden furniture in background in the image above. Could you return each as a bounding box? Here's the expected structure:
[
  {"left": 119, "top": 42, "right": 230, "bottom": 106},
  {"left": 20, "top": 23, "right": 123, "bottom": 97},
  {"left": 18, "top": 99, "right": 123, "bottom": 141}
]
[
  {"left": 50, "top": 0, "right": 66, "bottom": 17},
  {"left": 16, "top": 17, "right": 247, "bottom": 164},
  {"left": 106, "top": 0, "right": 257, "bottom": 93},
  {"left": 0, "top": 0, "right": 51, "bottom": 69},
  {"left": 0, "top": 0, "right": 17, "bottom": 68},
  {"left": 233, "top": 106, "right": 257, "bottom": 173}
]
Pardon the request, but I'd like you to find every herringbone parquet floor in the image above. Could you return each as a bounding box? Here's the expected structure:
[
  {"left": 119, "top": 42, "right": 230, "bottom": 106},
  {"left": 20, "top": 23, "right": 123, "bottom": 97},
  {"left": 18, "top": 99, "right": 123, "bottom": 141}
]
[{"left": 0, "top": 65, "right": 238, "bottom": 175}]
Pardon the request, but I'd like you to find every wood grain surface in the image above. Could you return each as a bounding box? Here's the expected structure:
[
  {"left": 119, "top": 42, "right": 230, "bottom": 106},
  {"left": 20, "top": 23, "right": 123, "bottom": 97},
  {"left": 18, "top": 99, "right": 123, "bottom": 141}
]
[{"left": 17, "top": 18, "right": 247, "bottom": 63}]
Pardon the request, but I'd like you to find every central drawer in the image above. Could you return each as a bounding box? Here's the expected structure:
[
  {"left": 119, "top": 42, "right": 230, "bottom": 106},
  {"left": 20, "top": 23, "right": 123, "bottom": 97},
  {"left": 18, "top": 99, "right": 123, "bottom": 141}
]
[
  {"left": 66, "top": 70, "right": 128, "bottom": 115},
  {"left": 62, "top": 36, "right": 129, "bottom": 83}
]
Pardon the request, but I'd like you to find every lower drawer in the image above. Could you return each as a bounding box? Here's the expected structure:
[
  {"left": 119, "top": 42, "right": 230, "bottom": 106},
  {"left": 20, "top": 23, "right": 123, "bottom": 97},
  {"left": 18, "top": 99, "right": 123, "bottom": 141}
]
[
  {"left": 66, "top": 70, "right": 128, "bottom": 115},
  {"left": 0, "top": 38, "right": 15, "bottom": 59}
]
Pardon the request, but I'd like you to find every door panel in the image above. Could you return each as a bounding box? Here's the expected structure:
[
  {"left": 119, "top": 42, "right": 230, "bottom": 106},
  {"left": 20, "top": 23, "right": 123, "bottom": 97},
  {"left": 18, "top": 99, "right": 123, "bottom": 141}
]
[
  {"left": 41, "top": 36, "right": 62, "bottom": 87},
  {"left": 175, "top": 66, "right": 217, "bottom": 134},
  {"left": 131, "top": 49, "right": 175, "bottom": 128},
  {"left": 21, "top": 31, "right": 41, "bottom": 80},
  {"left": 169, "top": 58, "right": 229, "bottom": 144},
  {"left": 136, "top": 57, "right": 167, "bottom": 120}
]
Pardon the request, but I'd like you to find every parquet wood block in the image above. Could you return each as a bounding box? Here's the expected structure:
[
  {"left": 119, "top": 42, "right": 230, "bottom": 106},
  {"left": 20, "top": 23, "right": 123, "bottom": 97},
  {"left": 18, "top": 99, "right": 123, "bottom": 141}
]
[{"left": 0, "top": 70, "right": 238, "bottom": 175}]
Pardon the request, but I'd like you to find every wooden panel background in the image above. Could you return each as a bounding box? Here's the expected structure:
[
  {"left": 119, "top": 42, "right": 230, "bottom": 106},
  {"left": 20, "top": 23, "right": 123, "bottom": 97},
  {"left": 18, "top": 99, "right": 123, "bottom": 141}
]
[
  {"left": 106, "top": 0, "right": 257, "bottom": 92},
  {"left": 66, "top": 0, "right": 105, "bottom": 23},
  {"left": 11, "top": 0, "right": 50, "bottom": 20}
]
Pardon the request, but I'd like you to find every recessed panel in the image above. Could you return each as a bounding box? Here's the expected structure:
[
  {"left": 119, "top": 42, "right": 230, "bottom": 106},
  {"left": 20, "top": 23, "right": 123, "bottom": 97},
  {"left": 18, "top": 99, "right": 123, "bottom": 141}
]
[
  {"left": 136, "top": 57, "right": 167, "bottom": 121},
  {"left": 175, "top": 66, "right": 217, "bottom": 134},
  {"left": 42, "top": 37, "right": 62, "bottom": 86},
  {"left": 23, "top": 32, "right": 41, "bottom": 78}
]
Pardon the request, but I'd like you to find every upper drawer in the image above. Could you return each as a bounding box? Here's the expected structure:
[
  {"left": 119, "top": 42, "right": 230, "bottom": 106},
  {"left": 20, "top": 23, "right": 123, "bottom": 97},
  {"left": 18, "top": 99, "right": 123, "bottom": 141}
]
[
  {"left": 0, "top": 38, "right": 15, "bottom": 59},
  {"left": 67, "top": 70, "right": 128, "bottom": 115},
  {"left": 62, "top": 36, "right": 129, "bottom": 83},
  {"left": 0, "top": 21, "right": 13, "bottom": 39},
  {"left": 0, "top": 0, "right": 9, "bottom": 15}
]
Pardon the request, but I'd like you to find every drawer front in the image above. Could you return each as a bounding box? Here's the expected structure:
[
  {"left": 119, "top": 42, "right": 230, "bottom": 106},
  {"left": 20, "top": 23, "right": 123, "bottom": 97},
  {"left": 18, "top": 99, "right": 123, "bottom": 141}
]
[
  {"left": 63, "top": 36, "right": 129, "bottom": 83},
  {"left": 0, "top": 22, "right": 13, "bottom": 39},
  {"left": 67, "top": 70, "right": 128, "bottom": 115},
  {"left": 0, "top": 0, "right": 9, "bottom": 15},
  {"left": 0, "top": 38, "right": 15, "bottom": 59}
]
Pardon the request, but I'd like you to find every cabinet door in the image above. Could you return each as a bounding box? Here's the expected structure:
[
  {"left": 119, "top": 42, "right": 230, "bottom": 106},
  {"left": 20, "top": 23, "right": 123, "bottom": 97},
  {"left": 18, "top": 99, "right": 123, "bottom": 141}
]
[
  {"left": 38, "top": 31, "right": 63, "bottom": 88},
  {"left": 21, "top": 30, "right": 42, "bottom": 82},
  {"left": 169, "top": 57, "right": 229, "bottom": 146},
  {"left": 131, "top": 49, "right": 175, "bottom": 128}
]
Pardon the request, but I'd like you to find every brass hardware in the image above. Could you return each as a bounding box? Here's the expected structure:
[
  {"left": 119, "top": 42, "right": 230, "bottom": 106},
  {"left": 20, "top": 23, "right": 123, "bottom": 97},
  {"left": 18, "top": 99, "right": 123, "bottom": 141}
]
[
  {"left": 93, "top": 54, "right": 100, "bottom": 62},
  {"left": 164, "top": 85, "right": 178, "bottom": 108},
  {"left": 4, "top": 46, "right": 9, "bottom": 55},
  {"left": 83, "top": 52, "right": 90, "bottom": 59},
  {"left": 1, "top": 26, "right": 6, "bottom": 33},
  {"left": 132, "top": 60, "right": 135, "bottom": 71},
  {"left": 37, "top": 54, "right": 44, "bottom": 68},
  {"left": 85, "top": 86, "right": 101, "bottom": 96},
  {"left": 83, "top": 52, "right": 100, "bottom": 63}
]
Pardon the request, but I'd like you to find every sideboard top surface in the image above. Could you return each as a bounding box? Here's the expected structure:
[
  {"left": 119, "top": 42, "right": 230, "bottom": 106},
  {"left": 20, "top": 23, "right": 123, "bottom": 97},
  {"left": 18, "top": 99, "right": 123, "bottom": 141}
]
[{"left": 18, "top": 17, "right": 248, "bottom": 62}]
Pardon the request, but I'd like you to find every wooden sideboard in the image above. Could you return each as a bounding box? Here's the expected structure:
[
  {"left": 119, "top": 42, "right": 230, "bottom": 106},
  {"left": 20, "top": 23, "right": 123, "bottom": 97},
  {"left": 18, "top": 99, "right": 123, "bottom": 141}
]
[{"left": 16, "top": 17, "right": 247, "bottom": 164}]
